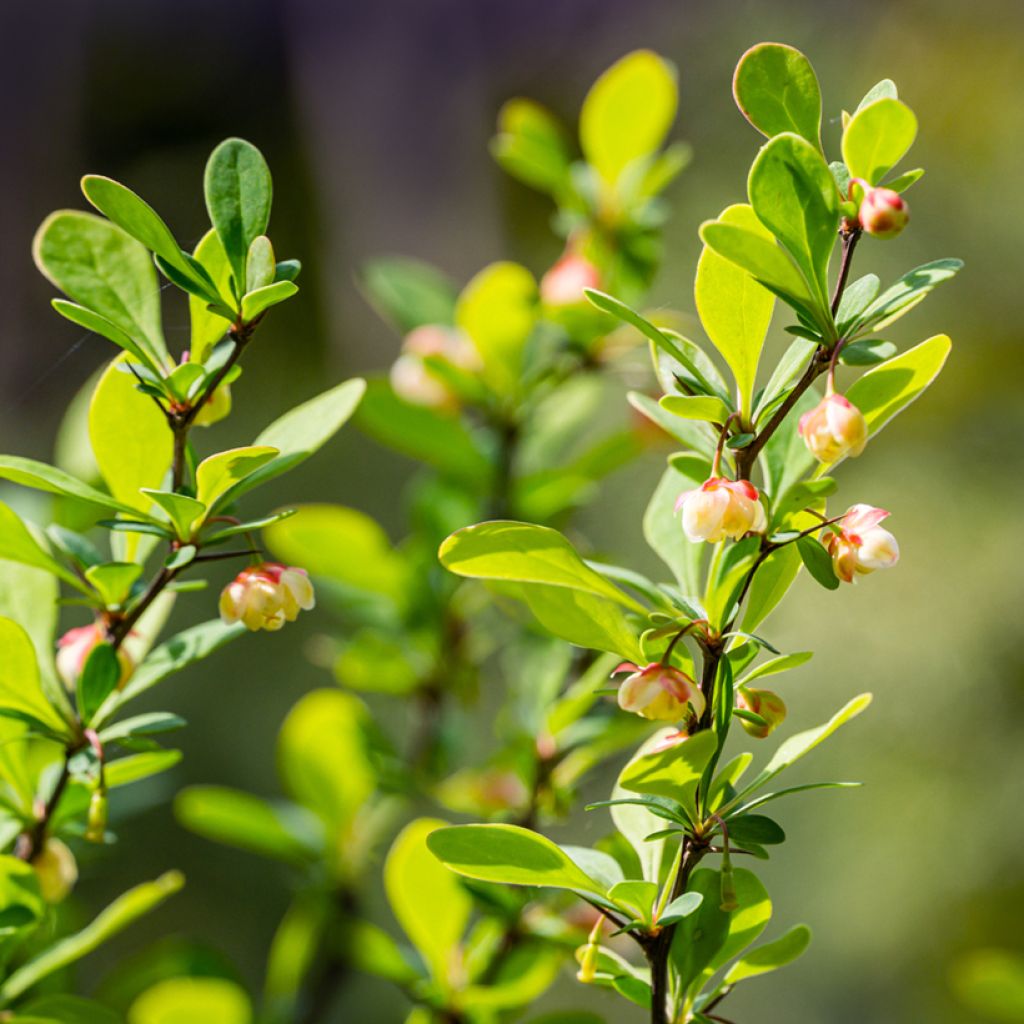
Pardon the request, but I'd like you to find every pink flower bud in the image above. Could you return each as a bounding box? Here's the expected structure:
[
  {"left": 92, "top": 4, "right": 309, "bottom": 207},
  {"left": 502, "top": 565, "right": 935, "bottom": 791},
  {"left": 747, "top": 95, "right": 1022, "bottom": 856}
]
[
  {"left": 858, "top": 187, "right": 909, "bottom": 239},
  {"left": 32, "top": 837, "right": 78, "bottom": 903},
  {"left": 389, "top": 324, "right": 480, "bottom": 410},
  {"left": 675, "top": 477, "right": 767, "bottom": 544},
  {"left": 613, "top": 662, "right": 705, "bottom": 723},
  {"left": 736, "top": 687, "right": 787, "bottom": 738},
  {"left": 219, "top": 562, "right": 315, "bottom": 632},
  {"left": 540, "top": 254, "right": 601, "bottom": 307},
  {"left": 56, "top": 624, "right": 133, "bottom": 693},
  {"left": 824, "top": 504, "right": 900, "bottom": 583},
  {"left": 798, "top": 392, "right": 868, "bottom": 463}
]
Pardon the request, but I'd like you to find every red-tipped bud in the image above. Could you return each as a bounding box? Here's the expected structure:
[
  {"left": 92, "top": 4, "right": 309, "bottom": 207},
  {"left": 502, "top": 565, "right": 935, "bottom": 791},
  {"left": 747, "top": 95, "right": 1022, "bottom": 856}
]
[
  {"left": 798, "top": 392, "right": 868, "bottom": 463},
  {"left": 540, "top": 254, "right": 601, "bottom": 308},
  {"left": 737, "top": 687, "right": 787, "bottom": 738},
  {"left": 858, "top": 187, "right": 909, "bottom": 239},
  {"left": 613, "top": 662, "right": 705, "bottom": 723},
  {"left": 824, "top": 504, "right": 900, "bottom": 583},
  {"left": 675, "top": 477, "right": 767, "bottom": 544},
  {"left": 219, "top": 562, "right": 315, "bottom": 632},
  {"left": 56, "top": 624, "right": 133, "bottom": 693}
]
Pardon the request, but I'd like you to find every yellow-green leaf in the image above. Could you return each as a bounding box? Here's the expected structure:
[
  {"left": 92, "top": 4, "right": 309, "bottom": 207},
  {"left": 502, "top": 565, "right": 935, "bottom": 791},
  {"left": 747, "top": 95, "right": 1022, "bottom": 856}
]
[
  {"left": 194, "top": 446, "right": 278, "bottom": 510},
  {"left": 841, "top": 98, "right": 917, "bottom": 186}
]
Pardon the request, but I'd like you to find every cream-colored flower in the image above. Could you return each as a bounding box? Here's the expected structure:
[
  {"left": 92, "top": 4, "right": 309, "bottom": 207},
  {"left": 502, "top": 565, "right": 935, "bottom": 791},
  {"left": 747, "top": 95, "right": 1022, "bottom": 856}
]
[
  {"left": 798, "top": 392, "right": 868, "bottom": 463},
  {"left": 613, "top": 662, "right": 705, "bottom": 722},
  {"left": 824, "top": 504, "right": 900, "bottom": 583},
  {"left": 675, "top": 477, "right": 767, "bottom": 543},
  {"left": 219, "top": 563, "right": 315, "bottom": 632}
]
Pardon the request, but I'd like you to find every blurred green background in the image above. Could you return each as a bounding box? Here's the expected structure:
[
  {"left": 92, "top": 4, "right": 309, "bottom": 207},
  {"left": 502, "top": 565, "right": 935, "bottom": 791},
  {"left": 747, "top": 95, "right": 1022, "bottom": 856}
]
[{"left": 1, "top": 0, "right": 1022, "bottom": 1021}]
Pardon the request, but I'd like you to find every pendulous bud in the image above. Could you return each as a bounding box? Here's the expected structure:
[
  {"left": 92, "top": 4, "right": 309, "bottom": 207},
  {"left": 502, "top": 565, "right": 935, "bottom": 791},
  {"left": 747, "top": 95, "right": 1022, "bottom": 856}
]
[
  {"left": 85, "top": 789, "right": 108, "bottom": 844},
  {"left": 858, "top": 186, "right": 909, "bottom": 239},
  {"left": 613, "top": 662, "right": 706, "bottom": 723},
  {"left": 540, "top": 253, "right": 601, "bottom": 308},
  {"left": 736, "top": 687, "right": 787, "bottom": 738},
  {"left": 798, "top": 392, "right": 868, "bottom": 463},
  {"left": 575, "top": 915, "right": 604, "bottom": 983},
  {"left": 824, "top": 504, "right": 900, "bottom": 583},
  {"left": 56, "top": 624, "right": 133, "bottom": 693},
  {"left": 675, "top": 477, "right": 767, "bottom": 544},
  {"left": 32, "top": 838, "right": 78, "bottom": 903},
  {"left": 389, "top": 324, "right": 480, "bottom": 410},
  {"left": 219, "top": 562, "right": 315, "bottom": 632}
]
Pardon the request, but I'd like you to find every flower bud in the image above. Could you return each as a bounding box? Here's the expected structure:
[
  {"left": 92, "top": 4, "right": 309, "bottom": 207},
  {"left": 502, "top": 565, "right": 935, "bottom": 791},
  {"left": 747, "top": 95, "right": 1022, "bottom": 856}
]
[
  {"left": 675, "top": 477, "right": 767, "bottom": 544},
  {"left": 540, "top": 253, "right": 601, "bottom": 308},
  {"left": 219, "top": 562, "right": 315, "bottom": 632},
  {"left": 736, "top": 687, "right": 787, "bottom": 739},
  {"left": 56, "top": 624, "right": 134, "bottom": 693},
  {"left": 798, "top": 392, "right": 867, "bottom": 463},
  {"left": 389, "top": 324, "right": 480, "bottom": 410},
  {"left": 613, "top": 662, "right": 705, "bottom": 723},
  {"left": 85, "top": 790, "right": 108, "bottom": 844},
  {"left": 575, "top": 916, "right": 604, "bottom": 983},
  {"left": 824, "top": 504, "right": 900, "bottom": 583},
  {"left": 858, "top": 187, "right": 909, "bottom": 239},
  {"left": 32, "top": 838, "right": 78, "bottom": 903}
]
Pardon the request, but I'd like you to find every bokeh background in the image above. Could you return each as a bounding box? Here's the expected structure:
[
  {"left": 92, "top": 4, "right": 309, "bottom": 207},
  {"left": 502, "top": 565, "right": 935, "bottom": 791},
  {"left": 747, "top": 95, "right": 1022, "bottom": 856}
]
[{"left": 2, "top": 0, "right": 1023, "bottom": 1021}]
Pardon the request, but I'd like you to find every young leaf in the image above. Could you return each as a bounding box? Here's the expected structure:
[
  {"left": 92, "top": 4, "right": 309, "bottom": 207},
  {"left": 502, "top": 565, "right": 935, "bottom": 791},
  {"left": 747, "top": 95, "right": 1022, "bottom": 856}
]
[
  {"left": 796, "top": 536, "right": 840, "bottom": 590},
  {"left": 0, "top": 617, "right": 69, "bottom": 735},
  {"left": 841, "top": 98, "right": 917, "bottom": 186},
  {"left": 659, "top": 395, "right": 732, "bottom": 424},
  {"left": 426, "top": 824, "right": 609, "bottom": 899},
  {"left": 747, "top": 133, "right": 839, "bottom": 312},
  {"left": 246, "top": 235, "right": 276, "bottom": 292},
  {"left": 723, "top": 924, "right": 812, "bottom": 985},
  {"left": 189, "top": 229, "right": 235, "bottom": 363},
  {"left": 732, "top": 43, "right": 821, "bottom": 145},
  {"left": 141, "top": 490, "right": 206, "bottom": 541},
  {"left": 105, "top": 750, "right": 182, "bottom": 788},
  {"left": 204, "top": 137, "right": 273, "bottom": 294},
  {"left": 386, "top": 819, "right": 472, "bottom": 989},
  {"left": 33, "top": 210, "right": 168, "bottom": 366},
  {"left": 194, "top": 446, "right": 279, "bottom": 511},
  {"left": 618, "top": 730, "right": 718, "bottom": 814},
  {"left": 240, "top": 280, "right": 298, "bottom": 321},
  {"left": 359, "top": 257, "right": 458, "bottom": 333},
  {"left": 83, "top": 562, "right": 142, "bottom": 607},
  {"left": 491, "top": 98, "right": 572, "bottom": 195},
  {"left": 580, "top": 50, "right": 677, "bottom": 186},
  {"left": 0, "top": 502, "right": 88, "bottom": 594},
  {"left": 739, "top": 650, "right": 813, "bottom": 685},
  {"left": 854, "top": 260, "right": 963, "bottom": 335},
  {"left": 695, "top": 204, "right": 776, "bottom": 418},
  {"left": 0, "top": 871, "right": 184, "bottom": 1002},
  {"left": 128, "top": 977, "right": 252, "bottom": 1024}
]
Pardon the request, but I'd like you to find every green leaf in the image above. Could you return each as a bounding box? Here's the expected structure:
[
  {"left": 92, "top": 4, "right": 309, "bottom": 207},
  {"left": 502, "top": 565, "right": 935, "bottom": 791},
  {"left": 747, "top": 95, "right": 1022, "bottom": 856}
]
[
  {"left": 264, "top": 504, "right": 406, "bottom": 602},
  {"left": 105, "top": 750, "right": 182, "bottom": 788},
  {"left": 277, "top": 690, "right": 375, "bottom": 830},
  {"left": 835, "top": 273, "right": 881, "bottom": 333},
  {"left": 659, "top": 395, "right": 732, "bottom": 424},
  {"left": 359, "top": 257, "right": 458, "bottom": 333},
  {"left": 83, "top": 562, "right": 142, "bottom": 607},
  {"left": 426, "top": 824, "right": 608, "bottom": 899},
  {"left": 240, "top": 281, "right": 297, "bottom": 321},
  {"left": 89, "top": 355, "right": 174, "bottom": 551},
  {"left": 128, "top": 977, "right": 252, "bottom": 1024},
  {"left": 0, "top": 554, "right": 61, "bottom": 712},
  {"left": 951, "top": 950, "right": 1024, "bottom": 1022},
  {"left": 732, "top": 43, "right": 821, "bottom": 145},
  {"left": 204, "top": 138, "right": 273, "bottom": 296},
  {"left": 33, "top": 210, "right": 167, "bottom": 366},
  {"left": 619, "top": 730, "right": 718, "bottom": 815},
  {"left": 841, "top": 98, "right": 917, "bottom": 186},
  {"left": 188, "top": 229, "right": 235, "bottom": 363},
  {"left": 455, "top": 262, "right": 536, "bottom": 396},
  {"left": 194, "top": 446, "right": 278, "bottom": 510},
  {"left": 224, "top": 377, "right": 366, "bottom": 500},
  {"left": 440, "top": 521, "right": 643, "bottom": 612},
  {"left": 77, "top": 643, "right": 121, "bottom": 723},
  {"left": 856, "top": 79, "right": 898, "bottom": 112},
  {"left": 80, "top": 176, "right": 222, "bottom": 306},
  {"left": 658, "top": 891, "right": 704, "bottom": 925},
  {"left": 854, "top": 260, "right": 963, "bottom": 335},
  {"left": 0, "top": 871, "right": 184, "bottom": 1003},
  {"left": 175, "top": 786, "right": 317, "bottom": 865},
  {"left": 98, "top": 712, "right": 185, "bottom": 744},
  {"left": 0, "top": 617, "right": 70, "bottom": 741},
  {"left": 796, "top": 536, "right": 839, "bottom": 590},
  {"left": 740, "top": 651, "right": 813, "bottom": 685},
  {"left": 580, "top": 50, "right": 677, "bottom": 186},
  {"left": 627, "top": 393, "right": 715, "bottom": 460},
  {"left": 723, "top": 924, "right": 811, "bottom": 985},
  {"left": 0, "top": 503, "right": 87, "bottom": 594},
  {"left": 11, "top": 995, "right": 121, "bottom": 1023},
  {"left": 695, "top": 204, "right": 776, "bottom": 417},
  {"left": 51, "top": 301, "right": 162, "bottom": 373},
  {"left": 246, "top": 235, "right": 275, "bottom": 292},
  {"left": 839, "top": 339, "right": 896, "bottom": 366},
  {"left": 726, "top": 814, "right": 785, "bottom": 846},
  {"left": 608, "top": 880, "right": 659, "bottom": 922},
  {"left": 141, "top": 491, "right": 205, "bottom": 541},
  {"left": 386, "top": 819, "right": 472, "bottom": 989},
  {"left": 884, "top": 168, "right": 924, "bottom": 193},
  {"left": 491, "top": 98, "right": 572, "bottom": 195},
  {"left": 0, "top": 455, "right": 138, "bottom": 516},
  {"left": 643, "top": 456, "right": 710, "bottom": 595},
  {"left": 748, "top": 133, "right": 839, "bottom": 311},
  {"left": 763, "top": 694, "right": 873, "bottom": 776}
]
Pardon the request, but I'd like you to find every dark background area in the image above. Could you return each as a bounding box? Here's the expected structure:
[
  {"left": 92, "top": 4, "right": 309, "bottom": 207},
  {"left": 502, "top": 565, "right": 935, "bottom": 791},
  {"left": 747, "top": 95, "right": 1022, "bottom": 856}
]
[{"left": 1, "top": 1, "right": 1022, "bottom": 1021}]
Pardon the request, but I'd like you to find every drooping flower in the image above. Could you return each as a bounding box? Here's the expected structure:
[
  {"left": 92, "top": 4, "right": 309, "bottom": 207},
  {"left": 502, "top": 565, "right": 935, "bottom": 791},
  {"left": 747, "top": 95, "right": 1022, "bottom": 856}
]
[
  {"left": 675, "top": 477, "right": 767, "bottom": 543},
  {"left": 798, "top": 392, "right": 868, "bottom": 463},
  {"left": 56, "top": 623, "right": 133, "bottom": 693},
  {"left": 858, "top": 186, "right": 909, "bottom": 239},
  {"left": 736, "top": 687, "right": 787, "bottom": 738},
  {"left": 824, "top": 504, "right": 900, "bottom": 583},
  {"left": 540, "top": 253, "right": 601, "bottom": 307},
  {"left": 219, "top": 562, "right": 315, "bottom": 632},
  {"left": 32, "top": 837, "right": 78, "bottom": 903},
  {"left": 613, "top": 662, "right": 705, "bottom": 722},
  {"left": 389, "top": 324, "right": 481, "bottom": 410}
]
